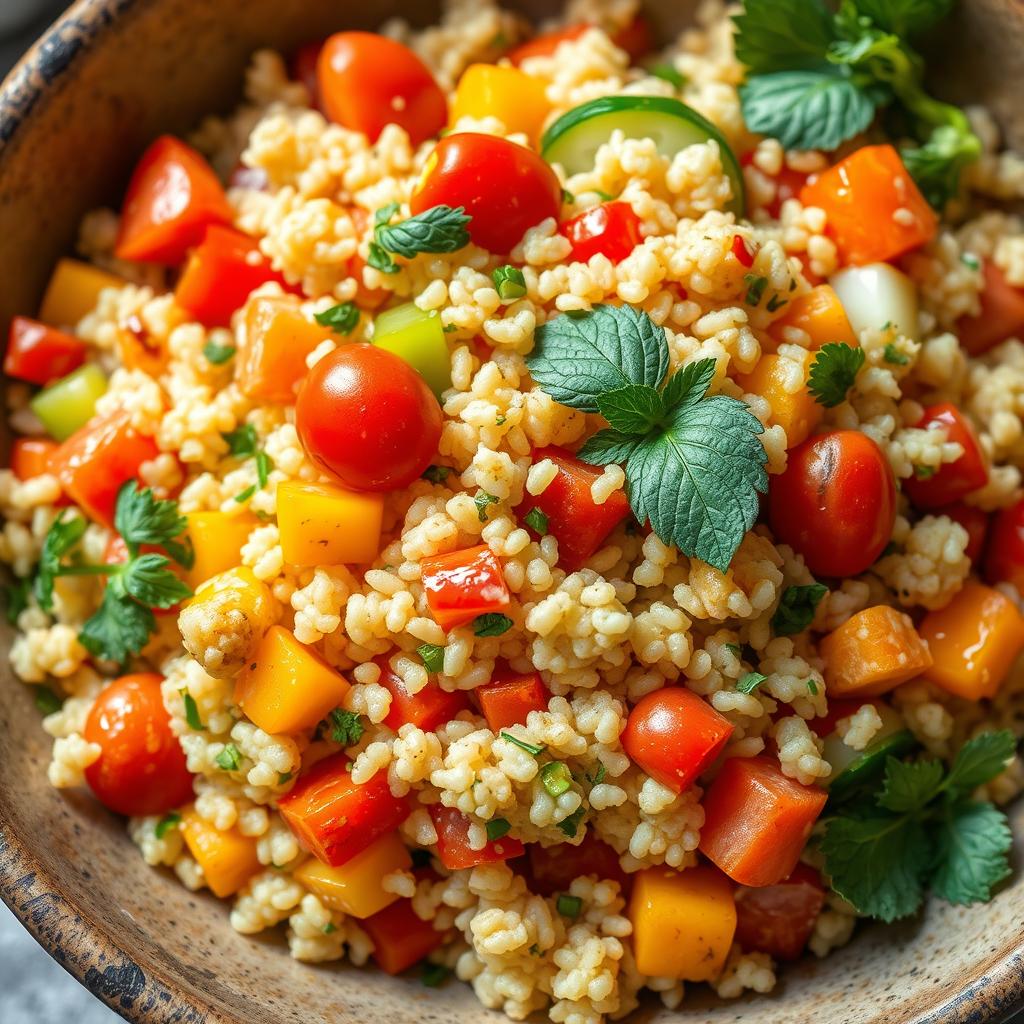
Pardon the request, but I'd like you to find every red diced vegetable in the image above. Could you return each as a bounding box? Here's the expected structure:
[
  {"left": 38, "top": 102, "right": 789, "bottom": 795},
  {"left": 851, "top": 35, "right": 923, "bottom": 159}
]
[
  {"left": 731, "top": 234, "right": 755, "bottom": 268},
  {"left": 526, "top": 833, "right": 630, "bottom": 896},
  {"left": 278, "top": 752, "right": 410, "bottom": 867},
  {"left": 956, "top": 262, "right": 1024, "bottom": 356},
  {"left": 115, "top": 136, "right": 232, "bottom": 265},
  {"left": 984, "top": 496, "right": 1024, "bottom": 592},
  {"left": 699, "top": 756, "right": 827, "bottom": 887},
  {"left": 904, "top": 402, "right": 988, "bottom": 509},
  {"left": 421, "top": 544, "right": 510, "bottom": 632},
  {"left": 507, "top": 18, "right": 652, "bottom": 64},
  {"left": 4, "top": 316, "right": 87, "bottom": 385},
  {"left": 378, "top": 656, "right": 471, "bottom": 732},
  {"left": 476, "top": 665, "right": 548, "bottom": 731},
  {"left": 811, "top": 698, "right": 879, "bottom": 739},
  {"left": 429, "top": 805, "right": 524, "bottom": 870},
  {"left": 562, "top": 202, "right": 642, "bottom": 264},
  {"left": 734, "top": 863, "right": 825, "bottom": 961},
  {"left": 10, "top": 437, "right": 59, "bottom": 482},
  {"left": 941, "top": 501, "right": 989, "bottom": 565},
  {"left": 362, "top": 896, "right": 446, "bottom": 975}
]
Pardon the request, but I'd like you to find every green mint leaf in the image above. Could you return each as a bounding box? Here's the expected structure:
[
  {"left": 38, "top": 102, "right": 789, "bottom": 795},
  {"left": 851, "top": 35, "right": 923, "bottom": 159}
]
[
  {"left": 203, "top": 341, "right": 236, "bottom": 365},
  {"left": 315, "top": 302, "right": 359, "bottom": 335},
  {"left": 596, "top": 384, "right": 665, "bottom": 435},
  {"left": 853, "top": 0, "right": 953, "bottom": 37},
  {"left": 648, "top": 63, "right": 686, "bottom": 89},
  {"left": 660, "top": 360, "right": 717, "bottom": 413},
  {"left": 744, "top": 274, "right": 769, "bottom": 306},
  {"left": 474, "top": 613, "right": 513, "bottom": 637},
  {"left": 492, "top": 265, "right": 527, "bottom": 300},
  {"left": 328, "top": 708, "right": 364, "bottom": 746},
  {"left": 883, "top": 343, "right": 909, "bottom": 365},
  {"left": 223, "top": 423, "right": 258, "bottom": 457},
  {"left": 740, "top": 68, "right": 878, "bottom": 152},
  {"left": 808, "top": 342, "right": 866, "bottom": 407},
  {"left": 523, "top": 507, "right": 549, "bottom": 536},
  {"left": 733, "top": 0, "right": 836, "bottom": 74},
  {"left": 34, "top": 686, "right": 63, "bottom": 715},
  {"left": 486, "top": 818, "right": 511, "bottom": 841},
  {"left": 215, "top": 743, "right": 243, "bottom": 771},
  {"left": 944, "top": 731, "right": 1017, "bottom": 797},
  {"left": 256, "top": 450, "right": 273, "bottom": 488},
  {"left": 772, "top": 583, "right": 828, "bottom": 636},
  {"left": 114, "top": 482, "right": 189, "bottom": 551},
  {"left": 155, "top": 812, "right": 181, "bottom": 839},
  {"left": 122, "top": 553, "right": 193, "bottom": 609},
  {"left": 500, "top": 731, "right": 545, "bottom": 756},
  {"left": 374, "top": 202, "right": 400, "bottom": 228},
  {"left": 766, "top": 293, "right": 788, "bottom": 312},
  {"left": 821, "top": 813, "right": 930, "bottom": 922},
  {"left": 806, "top": 678, "right": 819, "bottom": 695},
  {"left": 78, "top": 579, "right": 155, "bottom": 664},
  {"left": 5, "top": 577, "right": 31, "bottom": 625},
  {"left": 422, "top": 465, "right": 452, "bottom": 484},
  {"left": 930, "top": 800, "right": 1012, "bottom": 905},
  {"left": 180, "top": 688, "right": 205, "bottom": 731},
  {"left": 35, "top": 511, "right": 87, "bottom": 611},
  {"left": 367, "top": 240, "right": 399, "bottom": 274},
  {"left": 736, "top": 671, "right": 767, "bottom": 694},
  {"left": 901, "top": 123, "right": 981, "bottom": 209},
  {"left": 526, "top": 304, "right": 670, "bottom": 413},
  {"left": 417, "top": 642, "right": 446, "bottom": 674},
  {"left": 877, "top": 756, "right": 945, "bottom": 813},
  {"left": 377, "top": 205, "right": 472, "bottom": 259},
  {"left": 475, "top": 491, "right": 500, "bottom": 523},
  {"left": 577, "top": 429, "right": 643, "bottom": 467}
]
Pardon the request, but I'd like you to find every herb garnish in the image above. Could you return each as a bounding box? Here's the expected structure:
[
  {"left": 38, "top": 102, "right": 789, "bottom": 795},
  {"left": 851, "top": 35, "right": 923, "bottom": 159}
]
[
  {"left": 417, "top": 642, "right": 446, "bottom": 674},
  {"left": 556, "top": 894, "right": 583, "bottom": 918},
  {"left": 486, "top": 818, "right": 512, "bottom": 841},
  {"left": 474, "top": 613, "right": 513, "bottom": 637},
  {"left": 736, "top": 671, "right": 768, "bottom": 695},
  {"left": 422, "top": 465, "right": 452, "bottom": 484},
  {"left": 315, "top": 301, "right": 360, "bottom": 335},
  {"left": 325, "top": 709, "right": 365, "bottom": 746},
  {"left": 557, "top": 807, "right": 586, "bottom": 838},
  {"left": 5, "top": 577, "right": 30, "bottom": 625},
  {"left": 527, "top": 305, "right": 768, "bottom": 572},
  {"left": 34, "top": 686, "right": 63, "bottom": 715},
  {"left": 181, "top": 690, "right": 205, "bottom": 731},
  {"left": 215, "top": 743, "right": 243, "bottom": 771},
  {"left": 772, "top": 583, "right": 828, "bottom": 636},
  {"left": 155, "top": 812, "right": 181, "bottom": 839},
  {"left": 475, "top": 491, "right": 500, "bottom": 523},
  {"left": 368, "top": 203, "right": 472, "bottom": 273},
  {"left": 883, "top": 342, "right": 909, "bottom": 366},
  {"left": 500, "top": 731, "right": 545, "bottom": 756},
  {"left": 523, "top": 507, "right": 549, "bottom": 536},
  {"left": 421, "top": 963, "right": 450, "bottom": 988},
  {"left": 203, "top": 341, "right": 236, "bottom": 365},
  {"left": 808, "top": 343, "right": 865, "bottom": 407}
]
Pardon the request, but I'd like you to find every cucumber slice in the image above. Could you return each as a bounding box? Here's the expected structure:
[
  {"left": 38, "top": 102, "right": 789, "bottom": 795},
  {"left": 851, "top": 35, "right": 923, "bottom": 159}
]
[
  {"left": 825, "top": 715, "right": 919, "bottom": 804},
  {"left": 541, "top": 96, "right": 745, "bottom": 216}
]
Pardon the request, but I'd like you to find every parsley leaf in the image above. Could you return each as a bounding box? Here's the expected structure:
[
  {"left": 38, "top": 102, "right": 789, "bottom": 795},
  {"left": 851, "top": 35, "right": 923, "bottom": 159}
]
[
  {"left": 114, "top": 481, "right": 189, "bottom": 553},
  {"left": 35, "top": 512, "right": 87, "bottom": 611},
  {"left": 876, "top": 756, "right": 944, "bottom": 813},
  {"left": 475, "top": 491, "right": 500, "bottom": 523},
  {"left": 474, "top": 613, "right": 513, "bottom": 637},
  {"left": 376, "top": 204, "right": 472, "bottom": 259},
  {"left": 216, "top": 743, "right": 243, "bottom": 771},
  {"left": 930, "top": 800, "right": 1012, "bottom": 905},
  {"left": 122, "top": 553, "right": 193, "bottom": 608},
  {"left": 327, "top": 709, "right": 364, "bottom": 746},
  {"left": 901, "top": 122, "right": 981, "bottom": 209},
  {"left": 736, "top": 671, "right": 767, "bottom": 694},
  {"left": 203, "top": 341, "right": 236, "bottom": 365},
  {"left": 180, "top": 689, "right": 205, "bottom": 731},
  {"left": 807, "top": 343, "right": 865, "bottom": 407},
  {"left": 557, "top": 807, "right": 586, "bottom": 838},
  {"left": 732, "top": 0, "right": 836, "bottom": 74},
  {"left": 944, "top": 730, "right": 1016, "bottom": 796},
  {"left": 315, "top": 302, "right": 359, "bottom": 335},
  {"left": 417, "top": 642, "right": 446, "bottom": 674},
  {"left": 500, "top": 731, "right": 545, "bottom": 756},
  {"left": 883, "top": 343, "right": 909, "bottom": 365},
  {"left": 256, "top": 450, "right": 273, "bottom": 488},
  {"left": 223, "top": 423, "right": 258, "bottom": 457},
  {"left": 5, "top": 577, "right": 30, "bottom": 625},
  {"left": 523, "top": 507, "right": 549, "bottom": 536},
  {"left": 772, "top": 583, "right": 828, "bottom": 636},
  {"left": 422, "top": 465, "right": 452, "bottom": 484},
  {"left": 78, "top": 578, "right": 155, "bottom": 665},
  {"left": 744, "top": 274, "right": 769, "bottom": 306}
]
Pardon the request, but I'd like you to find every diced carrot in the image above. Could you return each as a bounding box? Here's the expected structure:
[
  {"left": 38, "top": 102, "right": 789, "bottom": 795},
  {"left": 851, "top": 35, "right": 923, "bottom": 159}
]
[
  {"left": 919, "top": 581, "right": 1024, "bottom": 700},
  {"left": 734, "top": 351, "right": 823, "bottom": 449},
  {"left": 10, "top": 438, "right": 59, "bottom": 482},
  {"left": 377, "top": 656, "right": 471, "bottom": 732},
  {"left": 767, "top": 285, "right": 858, "bottom": 351},
  {"left": 476, "top": 666, "right": 549, "bottom": 732},
  {"left": 819, "top": 605, "right": 933, "bottom": 697},
  {"left": 956, "top": 262, "right": 1024, "bottom": 356},
  {"left": 800, "top": 145, "right": 938, "bottom": 265},
  {"left": 421, "top": 544, "right": 510, "bottom": 632},
  {"left": 363, "top": 897, "right": 446, "bottom": 975},
  {"left": 428, "top": 805, "right": 524, "bottom": 870},
  {"left": 699, "top": 756, "right": 827, "bottom": 887},
  {"left": 181, "top": 809, "right": 261, "bottom": 898}
]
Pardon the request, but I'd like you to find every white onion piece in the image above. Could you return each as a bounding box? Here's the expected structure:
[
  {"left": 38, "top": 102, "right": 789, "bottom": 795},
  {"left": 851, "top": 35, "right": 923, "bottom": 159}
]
[{"left": 830, "top": 262, "right": 920, "bottom": 342}]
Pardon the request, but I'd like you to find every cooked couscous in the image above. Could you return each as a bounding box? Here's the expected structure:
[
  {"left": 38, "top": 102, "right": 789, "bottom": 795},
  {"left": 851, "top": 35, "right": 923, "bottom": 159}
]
[{"left": 4, "top": 0, "right": 1024, "bottom": 1019}]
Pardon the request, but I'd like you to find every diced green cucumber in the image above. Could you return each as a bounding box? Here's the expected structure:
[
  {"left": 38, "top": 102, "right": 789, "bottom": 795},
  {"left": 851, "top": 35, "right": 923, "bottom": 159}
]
[
  {"left": 824, "top": 702, "right": 918, "bottom": 801},
  {"left": 372, "top": 303, "right": 451, "bottom": 399},
  {"left": 541, "top": 95, "right": 745, "bottom": 216},
  {"left": 29, "top": 363, "right": 107, "bottom": 441}
]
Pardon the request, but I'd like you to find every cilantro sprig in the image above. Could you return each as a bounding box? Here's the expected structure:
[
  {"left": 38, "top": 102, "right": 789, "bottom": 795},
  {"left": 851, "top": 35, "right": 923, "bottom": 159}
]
[
  {"left": 367, "top": 203, "right": 472, "bottom": 273},
  {"left": 821, "top": 731, "right": 1016, "bottom": 921},
  {"left": 734, "top": 0, "right": 980, "bottom": 207},
  {"left": 527, "top": 305, "right": 768, "bottom": 572},
  {"left": 807, "top": 343, "right": 865, "bottom": 408}
]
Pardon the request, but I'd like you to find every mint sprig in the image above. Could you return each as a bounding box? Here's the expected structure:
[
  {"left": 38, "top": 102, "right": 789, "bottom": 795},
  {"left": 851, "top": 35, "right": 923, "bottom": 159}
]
[{"left": 367, "top": 203, "right": 472, "bottom": 273}]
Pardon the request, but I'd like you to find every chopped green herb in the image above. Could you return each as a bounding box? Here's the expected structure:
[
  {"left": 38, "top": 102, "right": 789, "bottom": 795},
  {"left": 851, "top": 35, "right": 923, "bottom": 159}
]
[
  {"left": 5, "top": 577, "right": 30, "bottom": 625},
  {"left": 492, "top": 265, "right": 527, "bottom": 301},
  {"left": 223, "top": 423, "right": 258, "bottom": 457},
  {"left": 806, "top": 679, "right": 819, "bottom": 695},
  {"left": 586, "top": 762, "right": 607, "bottom": 787},
  {"left": 315, "top": 302, "right": 360, "bottom": 335},
  {"left": 495, "top": 414, "right": 506, "bottom": 426},
  {"left": 744, "top": 274, "right": 769, "bottom": 306},
  {"left": 278, "top": 772, "right": 293, "bottom": 785},
  {"left": 155, "top": 812, "right": 182, "bottom": 839},
  {"left": 557, "top": 808, "right": 586, "bottom": 839},
  {"left": 215, "top": 743, "right": 243, "bottom": 771},
  {"left": 34, "top": 511, "right": 88, "bottom": 612},
  {"left": 523, "top": 507, "right": 549, "bottom": 536},
  {"left": 421, "top": 962, "right": 450, "bottom": 987},
  {"left": 541, "top": 761, "right": 573, "bottom": 797},
  {"left": 442, "top": 324, "right": 458, "bottom": 333},
  {"left": 255, "top": 450, "right": 273, "bottom": 488},
  {"left": 883, "top": 343, "right": 910, "bottom": 366},
  {"left": 417, "top": 642, "right": 446, "bottom": 674},
  {"left": 475, "top": 490, "right": 500, "bottom": 522},
  {"left": 203, "top": 341, "right": 236, "bottom": 365},
  {"left": 961, "top": 252, "right": 981, "bottom": 271},
  {"left": 422, "top": 465, "right": 452, "bottom": 484},
  {"left": 233, "top": 485, "right": 257, "bottom": 504},
  {"left": 486, "top": 818, "right": 512, "bottom": 841},
  {"left": 367, "top": 239, "right": 400, "bottom": 274},
  {"left": 648, "top": 63, "right": 686, "bottom": 89},
  {"left": 372, "top": 204, "right": 472, "bottom": 270},
  {"left": 556, "top": 894, "right": 583, "bottom": 918},
  {"left": 181, "top": 689, "right": 205, "bottom": 731},
  {"left": 914, "top": 464, "right": 937, "bottom": 480},
  {"left": 500, "top": 731, "right": 545, "bottom": 756},
  {"left": 323, "top": 922, "right": 338, "bottom": 934},
  {"left": 561, "top": 188, "right": 576, "bottom": 205},
  {"left": 724, "top": 642, "right": 742, "bottom": 657},
  {"left": 474, "top": 613, "right": 513, "bottom": 637},
  {"left": 591, "top": 189, "right": 615, "bottom": 202},
  {"left": 327, "top": 708, "right": 364, "bottom": 746},
  {"left": 34, "top": 686, "right": 63, "bottom": 715},
  {"left": 765, "top": 292, "right": 788, "bottom": 313},
  {"left": 736, "top": 671, "right": 768, "bottom": 695},
  {"left": 772, "top": 582, "right": 828, "bottom": 637},
  {"left": 808, "top": 343, "right": 865, "bottom": 407}
]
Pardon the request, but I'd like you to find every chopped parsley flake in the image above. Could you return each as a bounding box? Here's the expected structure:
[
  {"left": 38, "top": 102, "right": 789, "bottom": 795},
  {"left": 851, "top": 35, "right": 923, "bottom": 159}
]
[
  {"left": 486, "top": 818, "right": 511, "bottom": 841},
  {"left": 500, "top": 731, "right": 545, "bottom": 756},
  {"left": 474, "top": 613, "right": 513, "bottom": 637},
  {"left": 523, "top": 507, "right": 549, "bottom": 536},
  {"left": 417, "top": 642, "right": 446, "bottom": 674}
]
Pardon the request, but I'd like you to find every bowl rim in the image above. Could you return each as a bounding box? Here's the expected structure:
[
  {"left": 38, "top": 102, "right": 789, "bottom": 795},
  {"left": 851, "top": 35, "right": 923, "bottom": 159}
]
[{"left": 1, "top": 2, "right": 1024, "bottom": 1023}]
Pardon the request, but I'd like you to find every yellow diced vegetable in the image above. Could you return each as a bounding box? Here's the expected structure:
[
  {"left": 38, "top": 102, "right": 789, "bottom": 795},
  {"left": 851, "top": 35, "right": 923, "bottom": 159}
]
[
  {"left": 294, "top": 831, "right": 411, "bottom": 918},
  {"left": 181, "top": 808, "right": 261, "bottom": 898},
  {"left": 450, "top": 64, "right": 552, "bottom": 144},
  {"left": 38, "top": 258, "right": 124, "bottom": 329},
  {"left": 628, "top": 865, "right": 736, "bottom": 980},
  {"left": 735, "top": 351, "right": 822, "bottom": 449},
  {"left": 277, "top": 480, "right": 383, "bottom": 567},
  {"left": 184, "top": 511, "right": 259, "bottom": 589},
  {"left": 234, "top": 624, "right": 349, "bottom": 734}
]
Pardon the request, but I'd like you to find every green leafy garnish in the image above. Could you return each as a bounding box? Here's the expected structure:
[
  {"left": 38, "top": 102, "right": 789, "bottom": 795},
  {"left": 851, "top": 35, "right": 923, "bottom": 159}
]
[
  {"left": 215, "top": 743, "right": 243, "bottom": 772},
  {"left": 421, "top": 963, "right": 451, "bottom": 988},
  {"left": 34, "top": 512, "right": 88, "bottom": 611},
  {"left": 772, "top": 583, "right": 828, "bottom": 636},
  {"left": 181, "top": 689, "right": 205, "bottom": 731},
  {"left": 369, "top": 204, "right": 472, "bottom": 273},
  {"left": 807, "top": 679, "right": 819, "bottom": 695},
  {"left": 326, "top": 709, "right": 365, "bottom": 746},
  {"left": 822, "top": 730, "right": 1015, "bottom": 921},
  {"left": 557, "top": 807, "right": 586, "bottom": 838},
  {"left": 808, "top": 343, "right": 865, "bottom": 407},
  {"left": 961, "top": 252, "right": 980, "bottom": 271},
  {"left": 523, "top": 507, "right": 549, "bottom": 536},
  {"left": 541, "top": 761, "right": 573, "bottom": 797},
  {"left": 556, "top": 894, "right": 583, "bottom": 918},
  {"left": 500, "top": 731, "right": 545, "bottom": 756},
  {"left": 223, "top": 424, "right": 258, "bottom": 457},
  {"left": 322, "top": 922, "right": 338, "bottom": 934},
  {"left": 474, "top": 613, "right": 513, "bottom": 637},
  {"left": 586, "top": 762, "right": 607, "bottom": 787},
  {"left": 256, "top": 450, "right": 273, "bottom": 488},
  {"left": 914, "top": 464, "right": 937, "bottom": 480},
  {"left": 315, "top": 302, "right": 360, "bottom": 335},
  {"left": 736, "top": 671, "right": 768, "bottom": 695},
  {"left": 417, "top": 643, "right": 446, "bottom": 674},
  {"left": 4, "top": 577, "right": 30, "bottom": 625},
  {"left": 234, "top": 485, "right": 257, "bottom": 504},
  {"left": 648, "top": 63, "right": 686, "bottom": 89},
  {"left": 422, "top": 465, "right": 452, "bottom": 484},
  {"left": 486, "top": 818, "right": 511, "bottom": 841},
  {"left": 883, "top": 343, "right": 909, "bottom": 365},
  {"left": 203, "top": 341, "right": 236, "bottom": 365},
  {"left": 744, "top": 274, "right": 769, "bottom": 306},
  {"left": 475, "top": 491, "right": 500, "bottom": 523},
  {"left": 492, "top": 265, "right": 527, "bottom": 301},
  {"left": 155, "top": 812, "right": 181, "bottom": 839},
  {"left": 34, "top": 686, "right": 63, "bottom": 715}
]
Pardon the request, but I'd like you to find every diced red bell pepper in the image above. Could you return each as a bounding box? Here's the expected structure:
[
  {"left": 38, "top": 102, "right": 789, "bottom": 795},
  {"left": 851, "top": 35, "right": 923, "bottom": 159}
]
[
  {"left": 525, "top": 833, "right": 630, "bottom": 896},
  {"left": 115, "top": 136, "right": 233, "bottom": 265},
  {"left": 731, "top": 234, "right": 755, "bottom": 268},
  {"left": 4, "top": 317, "right": 87, "bottom": 385},
  {"left": 699, "top": 756, "right": 827, "bottom": 887},
  {"left": 476, "top": 665, "right": 548, "bottom": 731},
  {"left": 903, "top": 402, "right": 988, "bottom": 509},
  {"left": 800, "top": 145, "right": 938, "bottom": 265},
  {"left": 941, "top": 501, "right": 989, "bottom": 565},
  {"left": 10, "top": 437, "right": 58, "bottom": 481},
  {"left": 523, "top": 446, "right": 630, "bottom": 571},
  {"left": 984, "top": 496, "right": 1024, "bottom": 592},
  {"left": 956, "top": 262, "right": 1024, "bottom": 356},
  {"left": 562, "top": 202, "right": 642, "bottom": 264},
  {"left": 362, "top": 896, "right": 445, "bottom": 975},
  {"left": 278, "top": 752, "right": 410, "bottom": 867},
  {"left": 378, "top": 656, "right": 471, "bottom": 732},
  {"left": 507, "top": 17, "right": 651, "bottom": 64},
  {"left": 428, "top": 805, "right": 524, "bottom": 870},
  {"left": 174, "top": 225, "right": 298, "bottom": 328},
  {"left": 49, "top": 411, "right": 160, "bottom": 527},
  {"left": 734, "top": 863, "right": 825, "bottom": 961},
  {"left": 421, "top": 544, "right": 510, "bottom": 632}
]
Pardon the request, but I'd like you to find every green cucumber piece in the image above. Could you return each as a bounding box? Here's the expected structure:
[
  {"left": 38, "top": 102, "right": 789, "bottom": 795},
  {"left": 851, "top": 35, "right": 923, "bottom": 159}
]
[
  {"left": 541, "top": 95, "right": 745, "bottom": 216},
  {"left": 30, "top": 363, "right": 108, "bottom": 441},
  {"left": 372, "top": 302, "right": 451, "bottom": 399}
]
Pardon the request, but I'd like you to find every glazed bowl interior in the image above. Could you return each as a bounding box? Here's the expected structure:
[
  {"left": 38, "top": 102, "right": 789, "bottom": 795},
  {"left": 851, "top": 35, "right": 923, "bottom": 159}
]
[{"left": 1, "top": 1, "right": 1024, "bottom": 1023}]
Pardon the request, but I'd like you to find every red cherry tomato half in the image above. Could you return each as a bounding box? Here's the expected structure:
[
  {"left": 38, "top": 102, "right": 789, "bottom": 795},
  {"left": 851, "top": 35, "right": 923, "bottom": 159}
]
[
  {"left": 769, "top": 430, "right": 896, "bottom": 578},
  {"left": 561, "top": 202, "right": 642, "bottom": 264},
  {"left": 903, "top": 403, "right": 988, "bottom": 510},
  {"left": 295, "top": 343, "right": 443, "bottom": 492},
  {"left": 4, "top": 317, "right": 87, "bottom": 386},
  {"left": 984, "top": 496, "right": 1024, "bottom": 592},
  {"left": 83, "top": 673, "right": 194, "bottom": 817},
  {"left": 940, "top": 501, "right": 989, "bottom": 565},
  {"left": 316, "top": 32, "right": 446, "bottom": 146},
  {"left": 411, "top": 133, "right": 562, "bottom": 255}
]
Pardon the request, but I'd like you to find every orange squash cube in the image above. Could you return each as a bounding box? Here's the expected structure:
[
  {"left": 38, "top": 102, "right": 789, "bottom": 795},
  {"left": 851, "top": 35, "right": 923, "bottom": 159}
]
[
  {"left": 767, "top": 284, "right": 858, "bottom": 351},
  {"left": 735, "top": 351, "right": 823, "bottom": 449},
  {"left": 181, "top": 809, "right": 262, "bottom": 898},
  {"left": 276, "top": 480, "right": 383, "bottom": 566},
  {"left": 184, "top": 511, "right": 259, "bottom": 589},
  {"left": 919, "top": 581, "right": 1024, "bottom": 700},
  {"left": 38, "top": 259, "right": 124, "bottom": 328},
  {"left": 234, "top": 624, "right": 349, "bottom": 734}
]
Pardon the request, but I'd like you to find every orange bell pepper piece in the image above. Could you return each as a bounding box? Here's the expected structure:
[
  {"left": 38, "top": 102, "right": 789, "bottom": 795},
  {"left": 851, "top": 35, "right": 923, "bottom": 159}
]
[
  {"left": 735, "top": 350, "right": 823, "bottom": 450},
  {"left": 183, "top": 511, "right": 259, "bottom": 589},
  {"left": 421, "top": 544, "right": 510, "bottom": 632},
  {"left": 181, "top": 809, "right": 262, "bottom": 898},
  {"left": 10, "top": 438, "right": 59, "bottom": 482},
  {"left": 450, "top": 64, "right": 551, "bottom": 144},
  {"left": 276, "top": 480, "right": 384, "bottom": 566},
  {"left": 38, "top": 259, "right": 124, "bottom": 329},
  {"left": 363, "top": 896, "right": 446, "bottom": 975},
  {"left": 767, "top": 284, "right": 858, "bottom": 351}
]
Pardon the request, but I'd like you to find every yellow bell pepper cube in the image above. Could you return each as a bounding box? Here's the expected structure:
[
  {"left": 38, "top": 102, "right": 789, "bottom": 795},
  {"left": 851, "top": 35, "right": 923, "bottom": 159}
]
[
  {"left": 294, "top": 831, "right": 411, "bottom": 918},
  {"left": 234, "top": 624, "right": 350, "bottom": 734},
  {"left": 38, "top": 258, "right": 124, "bottom": 328},
  {"left": 181, "top": 808, "right": 262, "bottom": 898},
  {"left": 450, "top": 64, "right": 552, "bottom": 145},
  {"left": 628, "top": 865, "right": 736, "bottom": 981},
  {"left": 184, "top": 511, "right": 259, "bottom": 589},
  {"left": 277, "top": 480, "right": 383, "bottom": 567},
  {"left": 735, "top": 351, "right": 823, "bottom": 450},
  {"left": 920, "top": 581, "right": 1024, "bottom": 700}
]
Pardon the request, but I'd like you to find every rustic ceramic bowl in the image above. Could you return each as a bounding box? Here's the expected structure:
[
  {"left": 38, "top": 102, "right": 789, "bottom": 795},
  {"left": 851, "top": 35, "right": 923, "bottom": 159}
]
[{"left": 1, "top": 1, "right": 1023, "bottom": 1021}]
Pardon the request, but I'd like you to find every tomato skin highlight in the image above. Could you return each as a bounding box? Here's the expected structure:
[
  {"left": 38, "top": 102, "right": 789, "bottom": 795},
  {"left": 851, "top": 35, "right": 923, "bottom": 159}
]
[
  {"left": 621, "top": 687, "right": 734, "bottom": 793},
  {"left": 429, "top": 805, "right": 524, "bottom": 870},
  {"left": 411, "top": 134, "right": 562, "bottom": 255},
  {"left": 903, "top": 403, "right": 988, "bottom": 510},
  {"left": 562, "top": 202, "right": 642, "bottom": 264},
  {"left": 768, "top": 430, "right": 896, "bottom": 578},
  {"left": 421, "top": 544, "right": 511, "bottom": 632},
  {"left": 941, "top": 501, "right": 989, "bottom": 565},
  {"left": 317, "top": 32, "right": 446, "bottom": 146},
  {"left": 4, "top": 317, "right": 87, "bottom": 385},
  {"left": 295, "top": 344, "right": 442, "bottom": 493},
  {"left": 984, "top": 496, "right": 1024, "bottom": 592},
  {"left": 734, "top": 863, "right": 825, "bottom": 960},
  {"left": 83, "top": 673, "right": 194, "bottom": 817}
]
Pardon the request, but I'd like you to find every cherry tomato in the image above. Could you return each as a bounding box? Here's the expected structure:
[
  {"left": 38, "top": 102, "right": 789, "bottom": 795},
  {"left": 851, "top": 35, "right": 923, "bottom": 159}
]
[
  {"left": 941, "top": 501, "right": 989, "bottom": 565},
  {"left": 316, "top": 32, "right": 446, "bottom": 146},
  {"left": 295, "top": 343, "right": 442, "bottom": 492},
  {"left": 83, "top": 673, "right": 194, "bottom": 817},
  {"left": 956, "top": 261, "right": 1024, "bottom": 356},
  {"left": 621, "top": 687, "right": 733, "bottom": 793},
  {"left": 734, "top": 864, "right": 825, "bottom": 961},
  {"left": 984, "top": 496, "right": 1024, "bottom": 592},
  {"left": 561, "top": 202, "right": 642, "bottom": 264},
  {"left": 903, "top": 403, "right": 988, "bottom": 510},
  {"left": 769, "top": 430, "right": 896, "bottom": 578},
  {"left": 411, "top": 133, "right": 562, "bottom": 255},
  {"left": 4, "top": 316, "right": 86, "bottom": 385}
]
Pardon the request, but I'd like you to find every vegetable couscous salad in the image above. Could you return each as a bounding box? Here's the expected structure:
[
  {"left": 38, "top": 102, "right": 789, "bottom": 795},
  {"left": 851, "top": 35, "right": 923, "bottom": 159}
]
[{"left": 4, "top": 0, "right": 1024, "bottom": 1017}]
